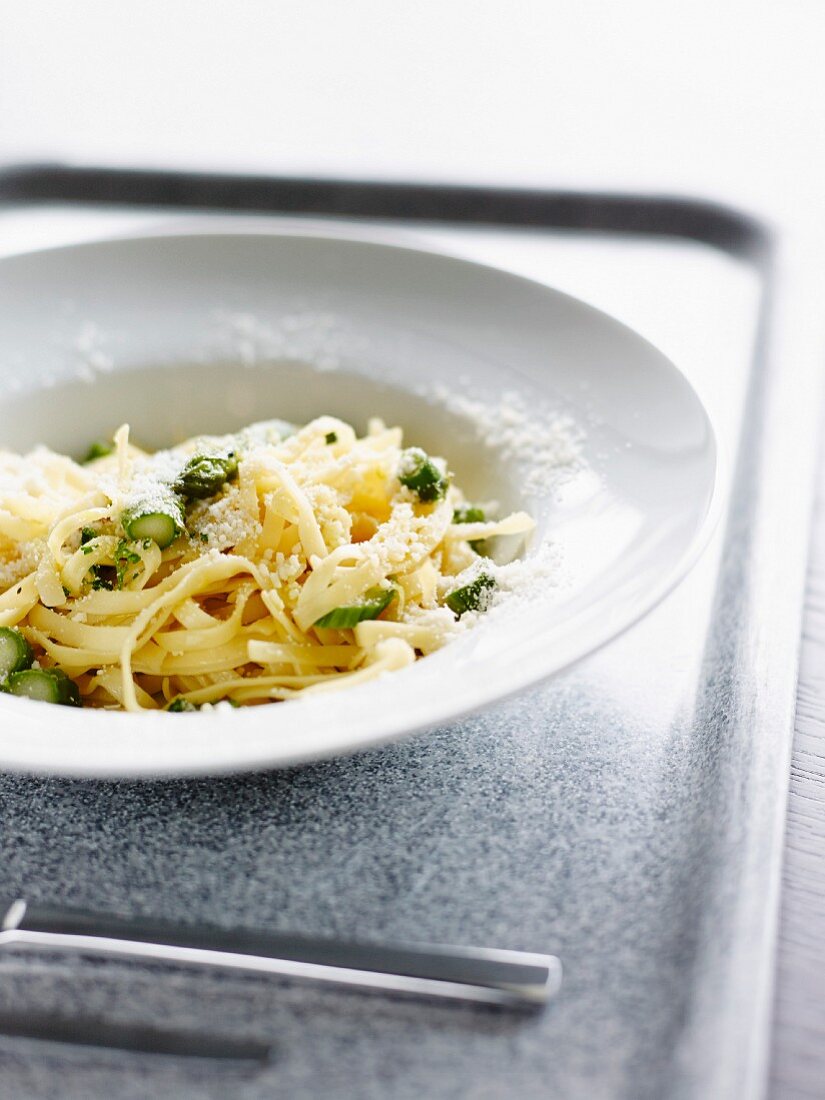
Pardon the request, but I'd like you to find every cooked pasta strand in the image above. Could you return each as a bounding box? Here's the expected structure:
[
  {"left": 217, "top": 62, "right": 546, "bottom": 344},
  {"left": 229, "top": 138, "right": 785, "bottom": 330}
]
[{"left": 0, "top": 415, "right": 533, "bottom": 711}]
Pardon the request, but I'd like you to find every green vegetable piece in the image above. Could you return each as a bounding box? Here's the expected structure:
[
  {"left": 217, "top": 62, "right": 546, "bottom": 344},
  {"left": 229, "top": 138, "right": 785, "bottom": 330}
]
[
  {"left": 325, "top": 431, "right": 338, "bottom": 445},
  {"left": 453, "top": 505, "right": 485, "bottom": 525},
  {"left": 81, "top": 527, "right": 98, "bottom": 545},
  {"left": 48, "top": 668, "right": 82, "bottom": 706},
  {"left": 6, "top": 667, "right": 81, "bottom": 706},
  {"left": 122, "top": 490, "right": 184, "bottom": 549},
  {"left": 82, "top": 440, "right": 114, "bottom": 463},
  {"left": 445, "top": 571, "right": 497, "bottom": 617},
  {"left": 0, "top": 627, "right": 34, "bottom": 680},
  {"left": 398, "top": 448, "right": 449, "bottom": 503},
  {"left": 5, "top": 669, "right": 61, "bottom": 703},
  {"left": 167, "top": 696, "right": 199, "bottom": 712},
  {"left": 175, "top": 452, "right": 239, "bottom": 501},
  {"left": 452, "top": 505, "right": 489, "bottom": 555},
  {"left": 314, "top": 586, "right": 397, "bottom": 630}
]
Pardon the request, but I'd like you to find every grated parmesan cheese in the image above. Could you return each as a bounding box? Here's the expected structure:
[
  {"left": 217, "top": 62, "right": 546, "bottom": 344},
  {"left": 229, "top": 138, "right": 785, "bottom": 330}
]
[
  {"left": 0, "top": 537, "right": 43, "bottom": 589},
  {"left": 189, "top": 485, "right": 262, "bottom": 551},
  {"left": 428, "top": 385, "right": 583, "bottom": 494},
  {"left": 0, "top": 400, "right": 581, "bottom": 712}
]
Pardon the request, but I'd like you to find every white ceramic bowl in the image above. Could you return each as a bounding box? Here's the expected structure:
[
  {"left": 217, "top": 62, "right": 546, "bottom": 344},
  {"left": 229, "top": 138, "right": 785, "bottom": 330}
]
[{"left": 0, "top": 224, "right": 717, "bottom": 777}]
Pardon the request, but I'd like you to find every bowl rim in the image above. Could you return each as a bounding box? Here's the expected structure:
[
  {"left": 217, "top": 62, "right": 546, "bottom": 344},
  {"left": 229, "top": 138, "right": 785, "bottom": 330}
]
[{"left": 0, "top": 220, "right": 722, "bottom": 777}]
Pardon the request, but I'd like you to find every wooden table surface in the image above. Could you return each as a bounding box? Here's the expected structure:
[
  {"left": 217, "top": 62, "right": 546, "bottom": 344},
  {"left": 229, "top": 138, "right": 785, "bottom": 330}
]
[{"left": 771, "top": 451, "right": 825, "bottom": 1100}]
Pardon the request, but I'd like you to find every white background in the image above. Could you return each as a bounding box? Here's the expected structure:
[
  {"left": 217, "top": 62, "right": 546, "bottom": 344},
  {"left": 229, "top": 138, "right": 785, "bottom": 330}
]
[{"left": 1, "top": 1, "right": 824, "bottom": 222}]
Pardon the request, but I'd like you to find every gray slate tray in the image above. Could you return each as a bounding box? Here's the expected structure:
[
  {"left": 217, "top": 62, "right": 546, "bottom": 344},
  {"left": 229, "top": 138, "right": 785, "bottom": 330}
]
[{"left": 0, "top": 168, "right": 819, "bottom": 1100}]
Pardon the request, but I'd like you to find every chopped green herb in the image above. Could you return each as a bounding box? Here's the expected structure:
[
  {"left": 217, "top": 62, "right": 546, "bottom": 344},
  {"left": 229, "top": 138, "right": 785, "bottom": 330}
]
[
  {"left": 82, "top": 440, "right": 113, "bottom": 464},
  {"left": 314, "top": 586, "right": 397, "bottom": 630},
  {"left": 0, "top": 627, "right": 34, "bottom": 682},
  {"left": 174, "top": 451, "right": 239, "bottom": 501},
  {"left": 325, "top": 431, "right": 338, "bottom": 445},
  {"left": 445, "top": 571, "right": 497, "bottom": 617},
  {"left": 81, "top": 527, "right": 98, "bottom": 555},
  {"left": 199, "top": 532, "right": 209, "bottom": 544},
  {"left": 114, "top": 540, "right": 143, "bottom": 589},
  {"left": 398, "top": 448, "right": 449, "bottom": 503},
  {"left": 91, "top": 572, "right": 114, "bottom": 591}
]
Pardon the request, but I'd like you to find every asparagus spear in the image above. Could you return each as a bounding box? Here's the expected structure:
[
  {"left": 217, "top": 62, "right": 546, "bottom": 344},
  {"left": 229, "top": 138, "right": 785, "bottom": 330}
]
[
  {"left": 314, "top": 587, "right": 397, "bottom": 629},
  {"left": 398, "top": 448, "right": 449, "bottom": 503}
]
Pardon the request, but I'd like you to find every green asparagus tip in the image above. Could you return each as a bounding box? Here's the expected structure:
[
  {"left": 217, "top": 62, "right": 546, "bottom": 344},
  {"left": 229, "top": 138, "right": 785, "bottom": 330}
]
[
  {"left": 398, "top": 448, "right": 449, "bottom": 503},
  {"left": 174, "top": 452, "right": 239, "bottom": 501},
  {"left": 445, "top": 571, "right": 497, "bottom": 618}
]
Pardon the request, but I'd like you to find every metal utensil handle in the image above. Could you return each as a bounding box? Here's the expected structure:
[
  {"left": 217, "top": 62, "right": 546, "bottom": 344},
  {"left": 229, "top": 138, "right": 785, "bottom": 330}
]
[
  {"left": 1, "top": 900, "right": 561, "bottom": 1009},
  {"left": 0, "top": 1009, "right": 271, "bottom": 1063}
]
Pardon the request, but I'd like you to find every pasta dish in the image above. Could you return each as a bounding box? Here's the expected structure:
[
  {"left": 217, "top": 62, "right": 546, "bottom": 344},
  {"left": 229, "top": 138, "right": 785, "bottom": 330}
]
[{"left": 0, "top": 417, "right": 534, "bottom": 712}]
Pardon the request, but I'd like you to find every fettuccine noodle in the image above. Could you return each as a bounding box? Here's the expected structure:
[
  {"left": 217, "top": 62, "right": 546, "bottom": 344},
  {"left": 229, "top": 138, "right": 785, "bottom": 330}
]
[{"left": 0, "top": 416, "right": 534, "bottom": 712}]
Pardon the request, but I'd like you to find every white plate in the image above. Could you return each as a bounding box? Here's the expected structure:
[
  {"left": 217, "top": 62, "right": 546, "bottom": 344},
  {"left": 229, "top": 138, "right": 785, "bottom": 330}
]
[{"left": 0, "top": 224, "right": 718, "bottom": 777}]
